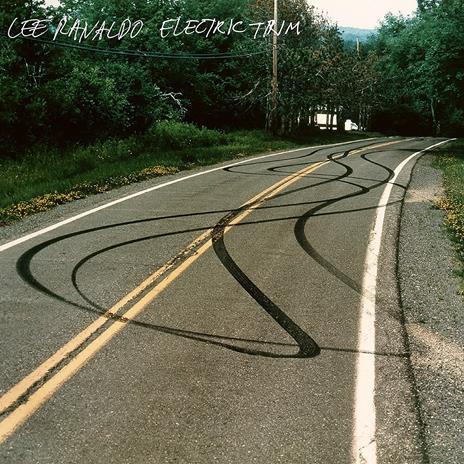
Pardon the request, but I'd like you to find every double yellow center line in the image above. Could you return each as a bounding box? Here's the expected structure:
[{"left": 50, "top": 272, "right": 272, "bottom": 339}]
[{"left": 0, "top": 138, "right": 407, "bottom": 443}]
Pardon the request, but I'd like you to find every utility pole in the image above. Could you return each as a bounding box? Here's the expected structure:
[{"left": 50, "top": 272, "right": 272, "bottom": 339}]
[{"left": 270, "top": 0, "right": 278, "bottom": 133}]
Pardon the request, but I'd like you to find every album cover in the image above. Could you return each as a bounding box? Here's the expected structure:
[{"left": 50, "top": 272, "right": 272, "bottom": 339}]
[{"left": 0, "top": 1, "right": 463, "bottom": 463}]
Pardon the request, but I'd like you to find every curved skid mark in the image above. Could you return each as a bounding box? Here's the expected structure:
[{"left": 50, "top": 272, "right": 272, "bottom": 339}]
[
  {"left": 266, "top": 140, "right": 384, "bottom": 175},
  {"left": 211, "top": 212, "right": 320, "bottom": 358},
  {"left": 15, "top": 141, "right": 405, "bottom": 359},
  {"left": 293, "top": 150, "right": 400, "bottom": 295}
]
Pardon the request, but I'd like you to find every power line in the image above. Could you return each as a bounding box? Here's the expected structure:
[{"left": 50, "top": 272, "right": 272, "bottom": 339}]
[{"left": 18, "top": 36, "right": 268, "bottom": 60}]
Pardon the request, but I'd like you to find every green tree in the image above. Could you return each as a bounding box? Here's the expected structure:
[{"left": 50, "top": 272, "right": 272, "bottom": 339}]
[{"left": 371, "top": 0, "right": 464, "bottom": 135}]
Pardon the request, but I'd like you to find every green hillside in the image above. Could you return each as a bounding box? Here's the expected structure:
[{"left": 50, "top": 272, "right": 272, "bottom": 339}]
[{"left": 341, "top": 27, "right": 376, "bottom": 43}]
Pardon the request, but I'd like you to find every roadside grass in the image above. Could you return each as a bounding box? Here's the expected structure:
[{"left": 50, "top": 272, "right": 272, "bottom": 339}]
[
  {"left": 0, "top": 123, "right": 377, "bottom": 225},
  {"left": 433, "top": 138, "right": 464, "bottom": 293}
]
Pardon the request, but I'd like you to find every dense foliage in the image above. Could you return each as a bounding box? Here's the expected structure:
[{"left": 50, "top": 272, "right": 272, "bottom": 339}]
[
  {"left": 370, "top": 0, "right": 464, "bottom": 136},
  {"left": 1, "top": 0, "right": 463, "bottom": 158},
  {"left": 0, "top": 0, "right": 373, "bottom": 157}
]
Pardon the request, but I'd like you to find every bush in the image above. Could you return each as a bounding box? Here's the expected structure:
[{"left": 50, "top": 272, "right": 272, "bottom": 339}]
[{"left": 148, "top": 121, "right": 227, "bottom": 150}]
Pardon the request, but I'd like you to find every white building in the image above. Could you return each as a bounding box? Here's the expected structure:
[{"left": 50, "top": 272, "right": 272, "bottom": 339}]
[{"left": 316, "top": 113, "right": 338, "bottom": 130}]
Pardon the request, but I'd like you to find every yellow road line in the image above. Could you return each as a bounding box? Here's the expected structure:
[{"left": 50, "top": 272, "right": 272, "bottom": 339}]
[
  {"left": 0, "top": 232, "right": 210, "bottom": 414},
  {"left": 0, "top": 138, "right": 409, "bottom": 443}
]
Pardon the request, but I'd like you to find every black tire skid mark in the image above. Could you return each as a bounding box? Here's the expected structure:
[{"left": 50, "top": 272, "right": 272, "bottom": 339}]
[
  {"left": 265, "top": 140, "right": 384, "bottom": 175},
  {"left": 16, "top": 184, "right": 401, "bottom": 315},
  {"left": 15, "top": 139, "right": 339, "bottom": 311},
  {"left": 15, "top": 145, "right": 347, "bottom": 320},
  {"left": 16, "top": 230, "right": 304, "bottom": 357},
  {"left": 69, "top": 197, "right": 404, "bottom": 312},
  {"left": 16, "top": 222, "right": 313, "bottom": 357},
  {"left": 69, "top": 146, "right": 406, "bottom": 313},
  {"left": 204, "top": 145, "right": 384, "bottom": 358},
  {"left": 15, "top": 143, "right": 405, "bottom": 358},
  {"left": 211, "top": 210, "right": 320, "bottom": 358},
  {"left": 207, "top": 145, "right": 411, "bottom": 358},
  {"left": 17, "top": 224, "right": 211, "bottom": 312},
  {"left": 223, "top": 139, "right": 386, "bottom": 178},
  {"left": 206, "top": 148, "right": 365, "bottom": 358},
  {"left": 223, "top": 146, "right": 326, "bottom": 176},
  {"left": 293, "top": 151, "right": 400, "bottom": 296}
]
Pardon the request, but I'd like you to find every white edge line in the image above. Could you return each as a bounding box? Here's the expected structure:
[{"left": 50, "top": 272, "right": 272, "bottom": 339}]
[
  {"left": 0, "top": 137, "right": 378, "bottom": 253},
  {"left": 352, "top": 138, "right": 456, "bottom": 464}
]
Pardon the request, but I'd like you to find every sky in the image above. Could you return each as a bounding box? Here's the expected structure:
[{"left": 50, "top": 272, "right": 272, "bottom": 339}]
[
  {"left": 308, "top": 0, "right": 418, "bottom": 29},
  {"left": 44, "top": 0, "right": 418, "bottom": 30}
]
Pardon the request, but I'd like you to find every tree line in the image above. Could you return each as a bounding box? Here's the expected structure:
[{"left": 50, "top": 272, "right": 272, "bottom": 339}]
[
  {"left": 1, "top": 0, "right": 463, "bottom": 158},
  {"left": 371, "top": 0, "right": 464, "bottom": 136}
]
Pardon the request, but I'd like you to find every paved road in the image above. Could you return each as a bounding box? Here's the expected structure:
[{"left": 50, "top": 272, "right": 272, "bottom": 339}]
[{"left": 0, "top": 137, "right": 452, "bottom": 463}]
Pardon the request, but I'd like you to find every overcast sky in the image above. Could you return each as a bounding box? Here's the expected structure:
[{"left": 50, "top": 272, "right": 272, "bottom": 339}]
[
  {"left": 44, "top": 0, "right": 418, "bottom": 29},
  {"left": 308, "top": 0, "right": 418, "bottom": 29}
]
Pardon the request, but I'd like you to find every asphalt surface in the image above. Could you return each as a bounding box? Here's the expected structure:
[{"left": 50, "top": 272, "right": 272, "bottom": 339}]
[{"left": 0, "top": 137, "right": 455, "bottom": 463}]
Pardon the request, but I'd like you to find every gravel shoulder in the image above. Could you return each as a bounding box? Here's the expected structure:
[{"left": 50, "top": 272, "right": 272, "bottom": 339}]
[{"left": 399, "top": 153, "right": 464, "bottom": 464}]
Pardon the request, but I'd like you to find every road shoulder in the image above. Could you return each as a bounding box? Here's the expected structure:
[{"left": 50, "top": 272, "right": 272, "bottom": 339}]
[{"left": 399, "top": 153, "right": 464, "bottom": 464}]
